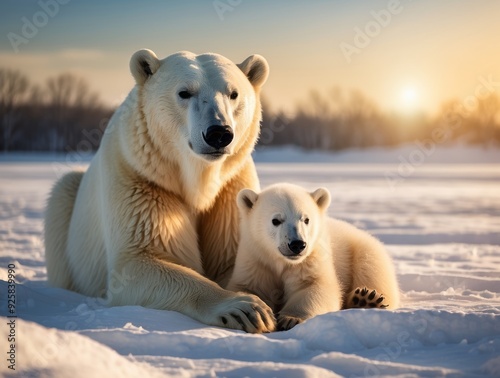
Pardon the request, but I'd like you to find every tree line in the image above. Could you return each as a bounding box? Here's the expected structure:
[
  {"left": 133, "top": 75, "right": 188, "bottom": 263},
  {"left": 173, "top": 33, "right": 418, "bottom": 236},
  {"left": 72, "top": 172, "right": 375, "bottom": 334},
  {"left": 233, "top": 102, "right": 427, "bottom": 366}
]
[
  {"left": 0, "top": 68, "right": 112, "bottom": 152},
  {"left": 260, "top": 88, "right": 500, "bottom": 151},
  {"left": 1, "top": 67, "right": 499, "bottom": 153}
]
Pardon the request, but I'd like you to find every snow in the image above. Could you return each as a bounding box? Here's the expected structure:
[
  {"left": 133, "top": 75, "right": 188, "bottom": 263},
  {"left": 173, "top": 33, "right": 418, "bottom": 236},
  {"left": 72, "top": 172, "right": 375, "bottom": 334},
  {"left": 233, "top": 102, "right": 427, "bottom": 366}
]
[{"left": 1, "top": 145, "right": 500, "bottom": 377}]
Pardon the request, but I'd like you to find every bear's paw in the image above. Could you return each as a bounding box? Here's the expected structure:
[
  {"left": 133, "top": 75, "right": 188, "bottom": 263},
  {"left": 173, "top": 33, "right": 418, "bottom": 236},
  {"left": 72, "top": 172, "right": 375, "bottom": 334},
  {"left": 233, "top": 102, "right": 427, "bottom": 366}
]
[
  {"left": 349, "top": 287, "right": 388, "bottom": 309},
  {"left": 210, "top": 293, "right": 276, "bottom": 333},
  {"left": 277, "top": 314, "right": 304, "bottom": 331}
]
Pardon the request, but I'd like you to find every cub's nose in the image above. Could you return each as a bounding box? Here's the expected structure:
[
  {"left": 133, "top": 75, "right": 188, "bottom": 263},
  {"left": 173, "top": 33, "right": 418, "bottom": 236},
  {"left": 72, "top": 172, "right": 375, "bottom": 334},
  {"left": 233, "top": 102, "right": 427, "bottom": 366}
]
[
  {"left": 288, "top": 240, "right": 307, "bottom": 255},
  {"left": 203, "top": 125, "right": 234, "bottom": 149}
]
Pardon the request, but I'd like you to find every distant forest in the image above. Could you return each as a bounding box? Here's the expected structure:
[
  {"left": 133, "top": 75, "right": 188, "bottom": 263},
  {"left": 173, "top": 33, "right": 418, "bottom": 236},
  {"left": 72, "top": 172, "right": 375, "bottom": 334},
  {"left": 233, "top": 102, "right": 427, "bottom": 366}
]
[{"left": 1, "top": 67, "right": 499, "bottom": 153}]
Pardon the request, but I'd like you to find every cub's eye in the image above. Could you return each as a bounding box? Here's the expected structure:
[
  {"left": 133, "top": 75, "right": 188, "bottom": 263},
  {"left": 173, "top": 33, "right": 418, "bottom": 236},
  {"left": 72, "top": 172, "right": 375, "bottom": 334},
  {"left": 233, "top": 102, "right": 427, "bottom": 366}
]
[
  {"left": 272, "top": 218, "right": 282, "bottom": 226},
  {"left": 178, "top": 91, "right": 192, "bottom": 99},
  {"left": 230, "top": 91, "right": 238, "bottom": 100},
  {"left": 304, "top": 218, "right": 310, "bottom": 225}
]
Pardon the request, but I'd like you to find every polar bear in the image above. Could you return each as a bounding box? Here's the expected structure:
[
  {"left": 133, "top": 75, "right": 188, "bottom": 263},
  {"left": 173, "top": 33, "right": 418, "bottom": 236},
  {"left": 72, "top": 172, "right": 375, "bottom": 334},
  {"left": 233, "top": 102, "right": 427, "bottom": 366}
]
[
  {"left": 227, "top": 183, "right": 400, "bottom": 330},
  {"left": 44, "top": 49, "right": 276, "bottom": 333}
]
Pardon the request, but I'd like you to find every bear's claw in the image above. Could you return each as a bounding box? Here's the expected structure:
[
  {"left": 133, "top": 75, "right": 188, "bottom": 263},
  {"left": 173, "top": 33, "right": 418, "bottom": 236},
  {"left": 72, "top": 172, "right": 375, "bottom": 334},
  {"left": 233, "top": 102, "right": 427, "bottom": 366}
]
[
  {"left": 212, "top": 293, "right": 277, "bottom": 333},
  {"left": 349, "top": 287, "right": 388, "bottom": 309},
  {"left": 277, "top": 314, "right": 304, "bottom": 331}
]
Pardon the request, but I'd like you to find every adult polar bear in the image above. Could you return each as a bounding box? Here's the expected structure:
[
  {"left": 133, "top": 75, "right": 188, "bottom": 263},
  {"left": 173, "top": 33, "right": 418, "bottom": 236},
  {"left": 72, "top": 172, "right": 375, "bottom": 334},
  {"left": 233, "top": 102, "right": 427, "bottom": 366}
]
[{"left": 44, "top": 49, "right": 276, "bottom": 333}]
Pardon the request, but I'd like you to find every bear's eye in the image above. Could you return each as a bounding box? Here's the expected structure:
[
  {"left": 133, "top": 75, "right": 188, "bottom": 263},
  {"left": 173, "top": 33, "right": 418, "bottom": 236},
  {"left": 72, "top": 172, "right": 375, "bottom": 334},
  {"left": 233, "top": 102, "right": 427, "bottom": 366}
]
[
  {"left": 178, "top": 91, "right": 192, "bottom": 99},
  {"left": 304, "top": 218, "right": 310, "bottom": 225},
  {"left": 230, "top": 91, "right": 238, "bottom": 100},
  {"left": 272, "top": 218, "right": 282, "bottom": 226}
]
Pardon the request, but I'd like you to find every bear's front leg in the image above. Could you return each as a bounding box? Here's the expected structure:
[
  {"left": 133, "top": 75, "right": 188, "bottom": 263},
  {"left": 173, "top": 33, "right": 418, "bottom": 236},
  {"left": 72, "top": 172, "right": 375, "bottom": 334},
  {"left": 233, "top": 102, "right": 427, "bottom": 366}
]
[
  {"left": 104, "top": 181, "right": 275, "bottom": 333},
  {"left": 277, "top": 272, "right": 342, "bottom": 331},
  {"left": 109, "top": 253, "right": 276, "bottom": 333},
  {"left": 277, "top": 286, "right": 333, "bottom": 331}
]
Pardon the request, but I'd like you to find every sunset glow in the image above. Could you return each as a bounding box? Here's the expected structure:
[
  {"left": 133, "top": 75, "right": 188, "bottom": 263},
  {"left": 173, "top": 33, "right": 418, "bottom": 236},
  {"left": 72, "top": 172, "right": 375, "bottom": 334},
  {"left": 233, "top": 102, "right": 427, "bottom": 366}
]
[
  {"left": 399, "top": 86, "right": 420, "bottom": 112},
  {"left": 0, "top": 1, "right": 499, "bottom": 114}
]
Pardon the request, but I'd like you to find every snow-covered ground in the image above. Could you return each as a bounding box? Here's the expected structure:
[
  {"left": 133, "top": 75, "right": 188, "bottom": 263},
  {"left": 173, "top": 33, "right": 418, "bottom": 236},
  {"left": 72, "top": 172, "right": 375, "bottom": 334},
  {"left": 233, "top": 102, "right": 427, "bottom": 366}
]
[{"left": 1, "top": 145, "right": 500, "bottom": 377}]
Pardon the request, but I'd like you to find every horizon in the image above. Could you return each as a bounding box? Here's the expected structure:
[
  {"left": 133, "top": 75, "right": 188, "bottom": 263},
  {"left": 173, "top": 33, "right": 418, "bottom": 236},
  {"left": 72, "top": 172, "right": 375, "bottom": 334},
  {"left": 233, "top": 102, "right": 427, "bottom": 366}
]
[{"left": 1, "top": 0, "right": 499, "bottom": 115}]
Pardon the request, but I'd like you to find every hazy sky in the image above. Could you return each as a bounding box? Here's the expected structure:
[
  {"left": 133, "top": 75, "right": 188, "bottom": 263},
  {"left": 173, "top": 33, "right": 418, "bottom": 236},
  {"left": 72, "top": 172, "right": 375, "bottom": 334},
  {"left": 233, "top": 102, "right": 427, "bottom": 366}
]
[{"left": 1, "top": 0, "right": 499, "bottom": 114}]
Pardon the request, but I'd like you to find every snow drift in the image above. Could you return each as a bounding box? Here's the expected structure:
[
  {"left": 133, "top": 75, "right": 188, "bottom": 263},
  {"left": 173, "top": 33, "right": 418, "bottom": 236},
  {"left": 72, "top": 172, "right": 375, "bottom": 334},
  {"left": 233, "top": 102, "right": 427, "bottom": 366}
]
[{"left": 1, "top": 145, "right": 499, "bottom": 377}]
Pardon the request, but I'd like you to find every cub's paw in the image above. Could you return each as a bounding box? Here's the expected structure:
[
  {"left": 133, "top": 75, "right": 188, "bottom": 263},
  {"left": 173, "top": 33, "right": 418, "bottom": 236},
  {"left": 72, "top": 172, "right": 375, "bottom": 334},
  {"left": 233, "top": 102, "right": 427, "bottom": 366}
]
[
  {"left": 211, "top": 293, "right": 276, "bottom": 333},
  {"left": 277, "top": 314, "right": 304, "bottom": 331},
  {"left": 349, "top": 287, "right": 388, "bottom": 309}
]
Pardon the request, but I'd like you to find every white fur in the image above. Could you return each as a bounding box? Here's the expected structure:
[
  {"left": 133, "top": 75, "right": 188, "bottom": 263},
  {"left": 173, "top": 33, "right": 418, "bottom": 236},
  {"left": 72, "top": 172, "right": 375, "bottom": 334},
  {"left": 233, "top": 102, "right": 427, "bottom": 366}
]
[
  {"left": 227, "top": 183, "right": 400, "bottom": 329},
  {"left": 44, "top": 49, "right": 275, "bottom": 333}
]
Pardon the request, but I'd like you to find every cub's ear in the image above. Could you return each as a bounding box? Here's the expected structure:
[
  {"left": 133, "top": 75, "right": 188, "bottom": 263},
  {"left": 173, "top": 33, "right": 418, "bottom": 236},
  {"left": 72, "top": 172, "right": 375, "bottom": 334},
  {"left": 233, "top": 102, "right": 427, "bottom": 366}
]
[
  {"left": 130, "top": 49, "right": 160, "bottom": 85},
  {"left": 310, "top": 188, "right": 331, "bottom": 211},
  {"left": 237, "top": 54, "right": 269, "bottom": 88},
  {"left": 237, "top": 188, "right": 259, "bottom": 213}
]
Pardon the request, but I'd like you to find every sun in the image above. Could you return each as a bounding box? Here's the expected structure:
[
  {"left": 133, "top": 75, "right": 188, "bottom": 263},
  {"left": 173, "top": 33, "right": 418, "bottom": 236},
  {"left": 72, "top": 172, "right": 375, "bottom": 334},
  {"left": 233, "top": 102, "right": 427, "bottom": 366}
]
[
  {"left": 402, "top": 87, "right": 417, "bottom": 103},
  {"left": 398, "top": 86, "right": 420, "bottom": 112}
]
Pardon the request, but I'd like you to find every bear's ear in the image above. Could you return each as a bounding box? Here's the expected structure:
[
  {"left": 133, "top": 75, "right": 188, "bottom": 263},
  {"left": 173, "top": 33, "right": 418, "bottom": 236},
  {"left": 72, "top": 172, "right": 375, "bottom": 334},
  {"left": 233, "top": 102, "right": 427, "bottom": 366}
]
[
  {"left": 237, "top": 55, "right": 269, "bottom": 88},
  {"left": 130, "top": 49, "right": 161, "bottom": 85},
  {"left": 310, "top": 188, "right": 331, "bottom": 211},
  {"left": 237, "top": 188, "right": 259, "bottom": 213}
]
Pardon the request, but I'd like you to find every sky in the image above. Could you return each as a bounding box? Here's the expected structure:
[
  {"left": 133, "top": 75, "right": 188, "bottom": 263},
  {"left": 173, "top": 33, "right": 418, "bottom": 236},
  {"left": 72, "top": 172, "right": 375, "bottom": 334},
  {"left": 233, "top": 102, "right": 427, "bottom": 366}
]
[{"left": 0, "top": 0, "right": 499, "bottom": 115}]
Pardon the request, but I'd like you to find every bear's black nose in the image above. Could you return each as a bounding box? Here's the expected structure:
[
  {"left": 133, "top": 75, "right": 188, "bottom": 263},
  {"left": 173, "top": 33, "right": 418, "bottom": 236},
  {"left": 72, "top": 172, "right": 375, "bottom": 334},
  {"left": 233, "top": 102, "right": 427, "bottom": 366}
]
[
  {"left": 203, "top": 125, "right": 234, "bottom": 149},
  {"left": 288, "top": 240, "right": 307, "bottom": 254}
]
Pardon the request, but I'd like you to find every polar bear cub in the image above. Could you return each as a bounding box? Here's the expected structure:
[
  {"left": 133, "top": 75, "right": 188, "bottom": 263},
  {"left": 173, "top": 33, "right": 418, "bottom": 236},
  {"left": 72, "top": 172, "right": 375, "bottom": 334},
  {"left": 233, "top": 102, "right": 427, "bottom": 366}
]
[{"left": 227, "top": 183, "right": 400, "bottom": 330}]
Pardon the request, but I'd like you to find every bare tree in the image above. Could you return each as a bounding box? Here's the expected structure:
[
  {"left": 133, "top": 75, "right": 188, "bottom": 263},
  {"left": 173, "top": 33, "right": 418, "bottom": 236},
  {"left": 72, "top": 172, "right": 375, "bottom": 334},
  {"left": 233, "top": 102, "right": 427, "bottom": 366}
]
[
  {"left": 0, "top": 69, "right": 29, "bottom": 152},
  {"left": 45, "top": 73, "right": 101, "bottom": 147},
  {"left": 468, "top": 94, "right": 500, "bottom": 145},
  {"left": 46, "top": 73, "right": 99, "bottom": 109}
]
